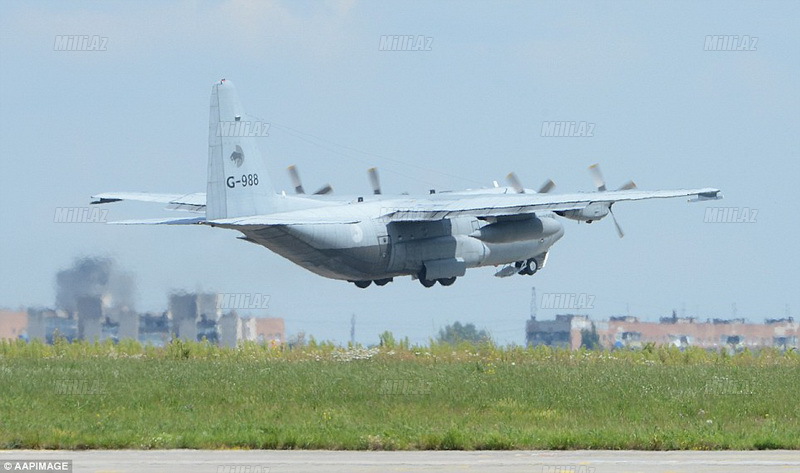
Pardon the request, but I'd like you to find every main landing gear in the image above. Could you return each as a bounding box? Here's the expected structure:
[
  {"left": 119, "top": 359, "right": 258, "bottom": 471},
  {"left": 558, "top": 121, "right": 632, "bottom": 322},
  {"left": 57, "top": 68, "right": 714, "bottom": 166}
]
[
  {"left": 350, "top": 278, "right": 393, "bottom": 288},
  {"left": 417, "top": 268, "right": 457, "bottom": 288},
  {"left": 349, "top": 270, "right": 459, "bottom": 288}
]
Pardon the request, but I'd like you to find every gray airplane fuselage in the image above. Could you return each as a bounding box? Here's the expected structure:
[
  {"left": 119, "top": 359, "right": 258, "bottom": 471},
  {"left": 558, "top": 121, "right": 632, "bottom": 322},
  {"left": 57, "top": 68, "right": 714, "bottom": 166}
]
[{"left": 225, "top": 195, "right": 565, "bottom": 282}]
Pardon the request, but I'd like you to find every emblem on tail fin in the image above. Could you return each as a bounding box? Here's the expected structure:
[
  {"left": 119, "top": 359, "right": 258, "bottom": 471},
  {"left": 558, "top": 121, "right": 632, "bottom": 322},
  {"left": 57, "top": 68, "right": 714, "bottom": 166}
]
[{"left": 230, "top": 145, "right": 244, "bottom": 167}]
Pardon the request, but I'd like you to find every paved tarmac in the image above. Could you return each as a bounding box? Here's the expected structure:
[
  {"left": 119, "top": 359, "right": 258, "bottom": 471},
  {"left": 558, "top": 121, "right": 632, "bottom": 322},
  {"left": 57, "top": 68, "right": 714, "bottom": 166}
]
[{"left": 2, "top": 449, "right": 799, "bottom": 473}]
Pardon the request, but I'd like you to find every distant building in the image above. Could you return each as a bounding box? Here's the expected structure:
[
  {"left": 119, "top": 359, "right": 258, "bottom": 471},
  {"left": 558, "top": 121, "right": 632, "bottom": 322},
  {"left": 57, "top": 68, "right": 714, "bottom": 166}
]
[
  {"left": 218, "top": 311, "right": 246, "bottom": 348},
  {"left": 0, "top": 310, "right": 27, "bottom": 340},
  {"left": 528, "top": 313, "right": 799, "bottom": 350},
  {"left": 218, "top": 315, "right": 285, "bottom": 347},
  {"left": 596, "top": 316, "right": 799, "bottom": 350},
  {"left": 77, "top": 296, "right": 103, "bottom": 342},
  {"left": 139, "top": 312, "right": 170, "bottom": 346},
  {"left": 526, "top": 314, "right": 592, "bottom": 350},
  {"left": 10, "top": 293, "right": 284, "bottom": 348},
  {"left": 26, "top": 308, "right": 78, "bottom": 343},
  {"left": 252, "top": 317, "right": 285, "bottom": 345}
]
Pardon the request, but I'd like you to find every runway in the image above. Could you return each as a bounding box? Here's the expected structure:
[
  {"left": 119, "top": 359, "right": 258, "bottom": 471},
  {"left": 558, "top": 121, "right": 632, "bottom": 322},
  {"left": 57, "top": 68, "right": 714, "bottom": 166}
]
[{"left": 2, "top": 450, "right": 799, "bottom": 473}]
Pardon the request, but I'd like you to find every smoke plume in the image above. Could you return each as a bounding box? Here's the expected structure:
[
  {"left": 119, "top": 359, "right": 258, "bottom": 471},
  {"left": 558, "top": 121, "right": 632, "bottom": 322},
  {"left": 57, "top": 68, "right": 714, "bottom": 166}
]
[{"left": 55, "top": 256, "right": 136, "bottom": 312}]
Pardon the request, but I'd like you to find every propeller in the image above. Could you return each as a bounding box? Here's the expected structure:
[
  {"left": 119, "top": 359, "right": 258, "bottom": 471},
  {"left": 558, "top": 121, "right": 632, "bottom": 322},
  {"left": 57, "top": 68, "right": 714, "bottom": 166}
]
[
  {"left": 608, "top": 205, "right": 624, "bottom": 238},
  {"left": 587, "top": 163, "right": 637, "bottom": 238},
  {"left": 506, "top": 172, "right": 556, "bottom": 194},
  {"left": 286, "top": 165, "right": 333, "bottom": 195},
  {"left": 538, "top": 179, "right": 556, "bottom": 194},
  {"left": 368, "top": 167, "right": 381, "bottom": 195},
  {"left": 588, "top": 163, "right": 607, "bottom": 191},
  {"left": 287, "top": 165, "right": 305, "bottom": 194},
  {"left": 313, "top": 183, "right": 333, "bottom": 195},
  {"left": 506, "top": 172, "right": 525, "bottom": 193},
  {"left": 588, "top": 163, "right": 637, "bottom": 192}
]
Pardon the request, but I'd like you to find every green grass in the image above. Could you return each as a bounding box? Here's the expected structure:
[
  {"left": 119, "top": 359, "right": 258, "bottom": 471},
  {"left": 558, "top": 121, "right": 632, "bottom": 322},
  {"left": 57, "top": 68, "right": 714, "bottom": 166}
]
[{"left": 0, "top": 339, "right": 798, "bottom": 450}]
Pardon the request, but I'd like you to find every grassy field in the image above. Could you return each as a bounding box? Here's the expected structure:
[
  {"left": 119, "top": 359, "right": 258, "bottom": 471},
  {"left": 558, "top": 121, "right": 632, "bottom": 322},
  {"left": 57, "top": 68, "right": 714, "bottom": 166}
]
[{"left": 0, "top": 339, "right": 798, "bottom": 450}]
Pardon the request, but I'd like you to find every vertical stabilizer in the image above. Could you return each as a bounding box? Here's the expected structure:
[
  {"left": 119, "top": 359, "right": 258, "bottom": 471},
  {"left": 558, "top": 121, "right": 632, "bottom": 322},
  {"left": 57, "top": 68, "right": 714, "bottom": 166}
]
[{"left": 207, "top": 79, "right": 276, "bottom": 220}]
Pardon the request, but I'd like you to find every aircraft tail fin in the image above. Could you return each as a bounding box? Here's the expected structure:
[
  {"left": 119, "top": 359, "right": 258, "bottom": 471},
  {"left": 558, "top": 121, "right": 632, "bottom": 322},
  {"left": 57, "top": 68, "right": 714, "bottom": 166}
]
[{"left": 206, "top": 79, "right": 277, "bottom": 220}]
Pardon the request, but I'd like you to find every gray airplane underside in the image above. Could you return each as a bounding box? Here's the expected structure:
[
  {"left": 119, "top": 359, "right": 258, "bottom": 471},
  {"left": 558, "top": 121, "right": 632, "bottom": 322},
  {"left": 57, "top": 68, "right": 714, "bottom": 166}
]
[
  {"left": 232, "top": 214, "right": 563, "bottom": 282},
  {"left": 91, "top": 79, "right": 721, "bottom": 288}
]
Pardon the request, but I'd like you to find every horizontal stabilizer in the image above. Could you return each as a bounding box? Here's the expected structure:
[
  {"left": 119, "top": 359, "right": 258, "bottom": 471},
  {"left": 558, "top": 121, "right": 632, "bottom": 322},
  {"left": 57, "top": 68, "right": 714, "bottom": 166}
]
[
  {"left": 688, "top": 190, "right": 723, "bottom": 202},
  {"left": 210, "top": 214, "right": 360, "bottom": 226},
  {"left": 109, "top": 216, "right": 206, "bottom": 225},
  {"left": 91, "top": 192, "right": 206, "bottom": 210},
  {"left": 208, "top": 206, "right": 367, "bottom": 226}
]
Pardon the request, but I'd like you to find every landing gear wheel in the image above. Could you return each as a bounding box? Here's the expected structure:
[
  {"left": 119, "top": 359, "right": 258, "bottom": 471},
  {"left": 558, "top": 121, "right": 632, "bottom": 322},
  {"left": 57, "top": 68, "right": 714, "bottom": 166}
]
[
  {"left": 354, "top": 280, "right": 372, "bottom": 288},
  {"left": 517, "top": 258, "right": 538, "bottom": 276},
  {"left": 437, "top": 277, "right": 457, "bottom": 286},
  {"left": 374, "top": 278, "right": 392, "bottom": 286},
  {"left": 418, "top": 268, "right": 436, "bottom": 288},
  {"left": 524, "top": 258, "right": 538, "bottom": 276}
]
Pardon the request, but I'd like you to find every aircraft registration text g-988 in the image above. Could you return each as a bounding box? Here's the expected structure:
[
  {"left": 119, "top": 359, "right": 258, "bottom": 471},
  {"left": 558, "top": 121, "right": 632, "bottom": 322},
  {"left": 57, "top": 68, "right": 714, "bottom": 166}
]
[{"left": 226, "top": 174, "right": 259, "bottom": 189}]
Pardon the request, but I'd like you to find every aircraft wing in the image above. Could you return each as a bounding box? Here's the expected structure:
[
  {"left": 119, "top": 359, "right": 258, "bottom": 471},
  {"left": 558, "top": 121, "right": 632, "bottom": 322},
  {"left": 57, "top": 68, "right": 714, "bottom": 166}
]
[
  {"left": 382, "top": 188, "right": 722, "bottom": 221},
  {"left": 91, "top": 192, "right": 206, "bottom": 211},
  {"left": 91, "top": 187, "right": 721, "bottom": 225}
]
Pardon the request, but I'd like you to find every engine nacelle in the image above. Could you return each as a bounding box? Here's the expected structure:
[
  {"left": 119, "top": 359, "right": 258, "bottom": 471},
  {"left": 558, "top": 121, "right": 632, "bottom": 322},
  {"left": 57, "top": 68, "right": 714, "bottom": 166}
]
[
  {"left": 469, "top": 216, "right": 561, "bottom": 244},
  {"left": 556, "top": 202, "right": 610, "bottom": 222}
]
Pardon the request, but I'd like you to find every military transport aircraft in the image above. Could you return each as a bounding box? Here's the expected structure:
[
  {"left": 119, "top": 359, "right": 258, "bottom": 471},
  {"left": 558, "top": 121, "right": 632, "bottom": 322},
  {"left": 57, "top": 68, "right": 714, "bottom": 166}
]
[{"left": 91, "top": 79, "right": 722, "bottom": 288}]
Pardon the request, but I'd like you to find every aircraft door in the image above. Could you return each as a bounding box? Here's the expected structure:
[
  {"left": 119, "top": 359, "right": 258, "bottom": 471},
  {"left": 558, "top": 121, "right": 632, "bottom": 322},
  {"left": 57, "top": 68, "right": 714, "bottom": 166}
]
[{"left": 374, "top": 220, "right": 391, "bottom": 268}]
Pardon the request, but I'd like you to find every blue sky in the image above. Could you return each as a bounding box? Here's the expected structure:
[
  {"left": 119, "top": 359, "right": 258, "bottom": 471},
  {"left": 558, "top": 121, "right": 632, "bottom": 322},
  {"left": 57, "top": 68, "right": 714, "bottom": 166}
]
[{"left": 1, "top": 1, "right": 798, "bottom": 345}]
